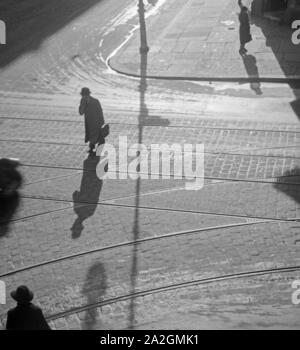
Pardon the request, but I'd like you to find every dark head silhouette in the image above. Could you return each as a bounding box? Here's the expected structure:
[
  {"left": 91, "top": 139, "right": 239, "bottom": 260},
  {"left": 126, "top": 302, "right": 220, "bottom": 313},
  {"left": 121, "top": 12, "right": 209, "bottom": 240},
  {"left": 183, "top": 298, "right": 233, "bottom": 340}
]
[
  {"left": 6, "top": 285, "right": 51, "bottom": 330},
  {"left": 81, "top": 87, "right": 91, "bottom": 97}
]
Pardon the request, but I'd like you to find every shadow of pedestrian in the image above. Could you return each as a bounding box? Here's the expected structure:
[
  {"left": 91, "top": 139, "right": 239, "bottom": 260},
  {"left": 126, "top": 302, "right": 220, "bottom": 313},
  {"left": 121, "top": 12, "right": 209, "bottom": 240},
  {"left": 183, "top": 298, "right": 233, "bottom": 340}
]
[
  {"left": 81, "top": 262, "right": 107, "bottom": 330},
  {"left": 0, "top": 193, "right": 20, "bottom": 237},
  {"left": 71, "top": 155, "right": 103, "bottom": 239},
  {"left": 241, "top": 53, "right": 263, "bottom": 95},
  {"left": 273, "top": 167, "right": 300, "bottom": 204}
]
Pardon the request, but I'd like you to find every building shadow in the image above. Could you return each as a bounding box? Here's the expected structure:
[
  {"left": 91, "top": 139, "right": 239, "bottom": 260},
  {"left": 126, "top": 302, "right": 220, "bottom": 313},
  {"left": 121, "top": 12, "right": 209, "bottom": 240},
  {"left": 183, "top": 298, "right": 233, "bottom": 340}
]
[
  {"left": 241, "top": 53, "right": 263, "bottom": 95},
  {"left": 81, "top": 262, "right": 107, "bottom": 330},
  {"left": 0, "top": 192, "right": 20, "bottom": 237},
  {"left": 290, "top": 98, "right": 300, "bottom": 118},
  {"left": 251, "top": 16, "right": 300, "bottom": 119},
  {"left": 71, "top": 155, "right": 103, "bottom": 239},
  {"left": 273, "top": 167, "right": 300, "bottom": 204},
  {"left": 0, "top": 0, "right": 103, "bottom": 68}
]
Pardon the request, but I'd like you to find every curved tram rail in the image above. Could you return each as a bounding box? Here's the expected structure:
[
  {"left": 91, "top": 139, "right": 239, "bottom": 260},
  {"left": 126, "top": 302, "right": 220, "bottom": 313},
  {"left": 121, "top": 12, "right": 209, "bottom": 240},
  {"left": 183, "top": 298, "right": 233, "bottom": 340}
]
[{"left": 46, "top": 265, "right": 300, "bottom": 323}]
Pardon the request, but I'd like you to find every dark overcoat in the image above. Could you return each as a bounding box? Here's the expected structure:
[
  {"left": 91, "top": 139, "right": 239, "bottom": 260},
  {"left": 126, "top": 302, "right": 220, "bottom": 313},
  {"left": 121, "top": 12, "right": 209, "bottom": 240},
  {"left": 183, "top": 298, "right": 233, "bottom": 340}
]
[
  {"left": 239, "top": 11, "right": 252, "bottom": 45},
  {"left": 6, "top": 303, "right": 51, "bottom": 330},
  {"left": 79, "top": 96, "right": 105, "bottom": 144}
]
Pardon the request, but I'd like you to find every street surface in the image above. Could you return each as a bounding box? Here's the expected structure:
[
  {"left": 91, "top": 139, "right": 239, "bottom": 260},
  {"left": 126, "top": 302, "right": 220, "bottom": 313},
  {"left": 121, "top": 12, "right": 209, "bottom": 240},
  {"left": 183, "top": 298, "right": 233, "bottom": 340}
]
[{"left": 0, "top": 0, "right": 299, "bottom": 329}]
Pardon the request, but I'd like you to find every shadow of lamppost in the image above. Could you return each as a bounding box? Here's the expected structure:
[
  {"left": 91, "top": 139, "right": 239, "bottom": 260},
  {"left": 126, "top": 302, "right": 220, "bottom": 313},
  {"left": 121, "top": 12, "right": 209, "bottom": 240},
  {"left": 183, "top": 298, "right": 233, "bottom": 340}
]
[
  {"left": 138, "top": 0, "right": 149, "bottom": 54},
  {"left": 128, "top": 0, "right": 149, "bottom": 329}
]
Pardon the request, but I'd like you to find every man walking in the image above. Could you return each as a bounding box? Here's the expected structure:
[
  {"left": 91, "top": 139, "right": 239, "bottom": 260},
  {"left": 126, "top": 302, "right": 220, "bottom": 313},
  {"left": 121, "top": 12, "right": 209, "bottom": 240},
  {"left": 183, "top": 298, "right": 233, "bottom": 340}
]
[
  {"left": 79, "top": 87, "right": 105, "bottom": 155},
  {"left": 238, "top": 0, "right": 252, "bottom": 55},
  {"left": 6, "top": 285, "right": 51, "bottom": 330}
]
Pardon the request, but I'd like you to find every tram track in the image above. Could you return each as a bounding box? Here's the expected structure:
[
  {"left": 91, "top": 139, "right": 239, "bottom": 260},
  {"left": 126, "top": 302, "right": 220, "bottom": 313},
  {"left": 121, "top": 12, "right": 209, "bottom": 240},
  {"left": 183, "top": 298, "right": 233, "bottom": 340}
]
[
  {"left": 1, "top": 0, "right": 299, "bottom": 330},
  {"left": 17, "top": 193, "right": 300, "bottom": 224},
  {"left": 1, "top": 138, "right": 300, "bottom": 160},
  {"left": 0, "top": 219, "right": 275, "bottom": 278},
  {"left": 1, "top": 114, "right": 300, "bottom": 135},
  {"left": 45, "top": 264, "right": 300, "bottom": 322},
  {"left": 6, "top": 162, "right": 299, "bottom": 226},
  {"left": 1, "top": 154, "right": 297, "bottom": 233},
  {"left": 2, "top": 174, "right": 297, "bottom": 229},
  {"left": 19, "top": 161, "right": 300, "bottom": 187}
]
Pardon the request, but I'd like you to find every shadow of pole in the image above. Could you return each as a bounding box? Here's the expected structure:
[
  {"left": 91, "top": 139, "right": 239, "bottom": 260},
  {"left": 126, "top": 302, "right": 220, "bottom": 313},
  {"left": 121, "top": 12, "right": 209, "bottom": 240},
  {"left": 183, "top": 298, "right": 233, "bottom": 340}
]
[{"left": 128, "top": 0, "right": 149, "bottom": 329}]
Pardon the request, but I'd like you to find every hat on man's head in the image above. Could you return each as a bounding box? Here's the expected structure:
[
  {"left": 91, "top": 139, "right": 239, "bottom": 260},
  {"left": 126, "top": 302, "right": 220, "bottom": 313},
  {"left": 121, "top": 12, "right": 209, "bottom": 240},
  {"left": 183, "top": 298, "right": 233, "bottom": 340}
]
[
  {"left": 80, "top": 87, "right": 91, "bottom": 96},
  {"left": 11, "top": 285, "right": 34, "bottom": 304}
]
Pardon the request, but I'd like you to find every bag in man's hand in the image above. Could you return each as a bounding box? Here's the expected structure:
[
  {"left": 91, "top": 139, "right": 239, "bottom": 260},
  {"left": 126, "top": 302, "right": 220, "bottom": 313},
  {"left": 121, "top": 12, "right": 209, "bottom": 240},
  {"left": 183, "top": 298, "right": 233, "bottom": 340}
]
[
  {"left": 245, "top": 33, "right": 252, "bottom": 43},
  {"left": 101, "top": 123, "right": 110, "bottom": 138}
]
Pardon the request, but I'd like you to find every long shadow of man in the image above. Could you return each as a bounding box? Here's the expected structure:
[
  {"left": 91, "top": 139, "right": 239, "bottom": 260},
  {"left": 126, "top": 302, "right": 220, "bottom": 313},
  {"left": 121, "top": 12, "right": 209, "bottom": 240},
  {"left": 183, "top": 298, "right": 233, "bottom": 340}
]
[
  {"left": 71, "top": 155, "right": 103, "bottom": 239},
  {"left": 81, "top": 262, "right": 107, "bottom": 330},
  {"left": 241, "top": 53, "right": 263, "bottom": 95}
]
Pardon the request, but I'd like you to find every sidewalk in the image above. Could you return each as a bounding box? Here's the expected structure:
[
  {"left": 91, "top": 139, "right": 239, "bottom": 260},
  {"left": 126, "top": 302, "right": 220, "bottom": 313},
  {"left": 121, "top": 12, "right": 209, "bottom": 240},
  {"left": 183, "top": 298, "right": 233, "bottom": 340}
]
[{"left": 109, "top": 0, "right": 300, "bottom": 81}]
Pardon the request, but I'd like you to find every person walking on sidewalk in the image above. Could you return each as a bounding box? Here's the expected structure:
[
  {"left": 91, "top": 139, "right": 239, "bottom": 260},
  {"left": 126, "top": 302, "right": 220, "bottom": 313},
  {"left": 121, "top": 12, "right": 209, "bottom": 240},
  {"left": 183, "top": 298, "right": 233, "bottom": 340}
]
[
  {"left": 79, "top": 87, "right": 105, "bottom": 155},
  {"left": 238, "top": 0, "right": 252, "bottom": 55},
  {"left": 6, "top": 285, "right": 51, "bottom": 330}
]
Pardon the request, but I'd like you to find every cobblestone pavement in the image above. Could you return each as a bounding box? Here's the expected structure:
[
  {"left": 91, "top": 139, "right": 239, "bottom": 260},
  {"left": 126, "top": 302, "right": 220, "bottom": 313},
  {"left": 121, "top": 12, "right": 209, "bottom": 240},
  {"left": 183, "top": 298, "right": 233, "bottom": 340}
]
[
  {"left": 0, "top": 0, "right": 300, "bottom": 330},
  {"left": 0, "top": 100, "right": 300, "bottom": 330},
  {"left": 110, "top": 0, "right": 300, "bottom": 79}
]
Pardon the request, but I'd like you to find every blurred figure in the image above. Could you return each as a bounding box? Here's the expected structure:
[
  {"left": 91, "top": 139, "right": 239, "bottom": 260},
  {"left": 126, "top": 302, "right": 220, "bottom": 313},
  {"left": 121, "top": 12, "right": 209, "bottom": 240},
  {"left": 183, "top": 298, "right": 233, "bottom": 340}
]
[
  {"left": 238, "top": 0, "right": 252, "bottom": 55},
  {"left": 6, "top": 286, "right": 51, "bottom": 330},
  {"left": 0, "top": 158, "right": 22, "bottom": 237},
  {"left": 0, "top": 158, "right": 22, "bottom": 197},
  {"left": 79, "top": 87, "right": 105, "bottom": 156}
]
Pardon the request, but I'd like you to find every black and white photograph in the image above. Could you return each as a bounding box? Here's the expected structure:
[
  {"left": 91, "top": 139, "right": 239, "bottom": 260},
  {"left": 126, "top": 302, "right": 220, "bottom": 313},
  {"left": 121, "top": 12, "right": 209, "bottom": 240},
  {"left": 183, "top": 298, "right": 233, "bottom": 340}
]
[{"left": 0, "top": 0, "right": 300, "bottom": 333}]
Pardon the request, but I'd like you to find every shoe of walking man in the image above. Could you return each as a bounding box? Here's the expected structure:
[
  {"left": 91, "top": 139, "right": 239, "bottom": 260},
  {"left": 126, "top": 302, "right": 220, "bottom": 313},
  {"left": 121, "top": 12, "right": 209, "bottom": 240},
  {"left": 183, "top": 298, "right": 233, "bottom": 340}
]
[
  {"left": 6, "top": 285, "right": 51, "bottom": 330},
  {"left": 79, "top": 87, "right": 105, "bottom": 155}
]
